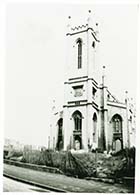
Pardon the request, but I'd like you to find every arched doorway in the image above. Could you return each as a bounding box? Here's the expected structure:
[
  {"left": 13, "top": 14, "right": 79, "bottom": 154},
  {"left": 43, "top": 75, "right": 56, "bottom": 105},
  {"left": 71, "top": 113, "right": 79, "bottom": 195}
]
[
  {"left": 74, "top": 136, "right": 81, "bottom": 150},
  {"left": 111, "top": 114, "right": 123, "bottom": 151},
  {"left": 113, "top": 139, "right": 122, "bottom": 152},
  {"left": 72, "top": 111, "right": 82, "bottom": 150},
  {"left": 56, "top": 118, "right": 63, "bottom": 151}
]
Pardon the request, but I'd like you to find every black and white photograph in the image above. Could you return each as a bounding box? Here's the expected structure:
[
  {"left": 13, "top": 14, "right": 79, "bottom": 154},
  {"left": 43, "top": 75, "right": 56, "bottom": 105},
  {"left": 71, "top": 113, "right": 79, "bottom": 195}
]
[{"left": 1, "top": 0, "right": 139, "bottom": 193}]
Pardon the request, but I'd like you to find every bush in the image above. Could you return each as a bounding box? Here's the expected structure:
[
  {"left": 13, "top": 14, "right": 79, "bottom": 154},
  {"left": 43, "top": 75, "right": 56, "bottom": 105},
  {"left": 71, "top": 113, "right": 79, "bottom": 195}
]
[
  {"left": 114, "top": 147, "right": 135, "bottom": 178},
  {"left": 3, "top": 150, "right": 9, "bottom": 159},
  {"left": 22, "top": 149, "right": 45, "bottom": 165},
  {"left": 6, "top": 149, "right": 23, "bottom": 160},
  {"left": 17, "top": 147, "right": 136, "bottom": 180}
]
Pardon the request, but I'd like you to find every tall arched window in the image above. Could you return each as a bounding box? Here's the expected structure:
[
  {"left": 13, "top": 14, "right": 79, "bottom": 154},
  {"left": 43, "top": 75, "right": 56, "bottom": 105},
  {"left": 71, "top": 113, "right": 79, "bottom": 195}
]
[
  {"left": 72, "top": 111, "right": 82, "bottom": 150},
  {"left": 58, "top": 118, "right": 63, "bottom": 135},
  {"left": 56, "top": 118, "right": 63, "bottom": 151},
  {"left": 93, "top": 113, "right": 97, "bottom": 142},
  {"left": 73, "top": 111, "right": 82, "bottom": 131},
  {"left": 77, "top": 39, "right": 82, "bottom": 69},
  {"left": 112, "top": 114, "right": 122, "bottom": 133}
]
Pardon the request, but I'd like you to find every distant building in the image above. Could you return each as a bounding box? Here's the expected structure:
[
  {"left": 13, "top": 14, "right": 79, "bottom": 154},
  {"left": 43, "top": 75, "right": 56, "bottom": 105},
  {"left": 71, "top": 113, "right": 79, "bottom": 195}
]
[
  {"left": 4, "top": 138, "right": 46, "bottom": 152},
  {"left": 49, "top": 11, "right": 136, "bottom": 152},
  {"left": 4, "top": 138, "right": 24, "bottom": 155}
]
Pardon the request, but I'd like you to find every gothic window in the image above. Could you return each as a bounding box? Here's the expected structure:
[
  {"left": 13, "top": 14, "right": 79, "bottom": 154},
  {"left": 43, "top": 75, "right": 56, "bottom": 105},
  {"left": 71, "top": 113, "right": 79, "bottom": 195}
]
[
  {"left": 112, "top": 114, "right": 122, "bottom": 133},
  {"left": 56, "top": 118, "right": 63, "bottom": 151},
  {"left": 93, "top": 113, "right": 97, "bottom": 142},
  {"left": 92, "top": 41, "right": 95, "bottom": 48},
  {"left": 92, "top": 87, "right": 97, "bottom": 99},
  {"left": 107, "top": 94, "right": 110, "bottom": 100},
  {"left": 58, "top": 118, "right": 63, "bottom": 135},
  {"left": 73, "top": 111, "right": 82, "bottom": 131},
  {"left": 76, "top": 39, "right": 82, "bottom": 69},
  {"left": 73, "top": 85, "right": 83, "bottom": 97},
  {"left": 129, "top": 116, "right": 132, "bottom": 134}
]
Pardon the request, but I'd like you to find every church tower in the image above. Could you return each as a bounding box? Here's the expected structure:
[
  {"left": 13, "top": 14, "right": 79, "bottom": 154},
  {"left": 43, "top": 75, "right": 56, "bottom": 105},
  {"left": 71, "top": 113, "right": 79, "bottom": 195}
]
[{"left": 63, "top": 11, "right": 101, "bottom": 151}]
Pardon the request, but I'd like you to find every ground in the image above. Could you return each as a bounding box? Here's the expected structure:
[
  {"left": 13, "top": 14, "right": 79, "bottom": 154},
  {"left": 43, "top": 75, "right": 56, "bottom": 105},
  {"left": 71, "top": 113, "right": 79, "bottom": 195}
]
[{"left": 4, "top": 164, "right": 133, "bottom": 193}]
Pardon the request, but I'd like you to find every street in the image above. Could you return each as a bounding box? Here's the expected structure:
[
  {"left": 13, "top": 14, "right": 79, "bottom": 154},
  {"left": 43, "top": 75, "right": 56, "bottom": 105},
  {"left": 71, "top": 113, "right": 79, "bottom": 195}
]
[
  {"left": 3, "top": 176, "right": 50, "bottom": 192},
  {"left": 4, "top": 163, "right": 133, "bottom": 193}
]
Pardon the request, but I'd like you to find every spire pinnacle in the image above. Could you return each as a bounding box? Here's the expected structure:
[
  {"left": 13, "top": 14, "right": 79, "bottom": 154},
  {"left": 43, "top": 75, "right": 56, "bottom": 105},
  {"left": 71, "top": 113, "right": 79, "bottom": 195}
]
[
  {"left": 102, "top": 66, "right": 106, "bottom": 86},
  {"left": 87, "top": 9, "right": 95, "bottom": 30},
  {"left": 125, "top": 90, "right": 128, "bottom": 102},
  {"left": 67, "top": 15, "right": 72, "bottom": 32},
  {"left": 87, "top": 9, "right": 92, "bottom": 24}
]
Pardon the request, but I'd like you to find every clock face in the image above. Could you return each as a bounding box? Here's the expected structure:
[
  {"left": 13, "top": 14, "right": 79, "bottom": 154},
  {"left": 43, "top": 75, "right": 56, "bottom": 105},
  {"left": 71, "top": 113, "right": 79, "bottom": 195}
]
[
  {"left": 74, "top": 88, "right": 83, "bottom": 97},
  {"left": 73, "top": 86, "right": 83, "bottom": 97}
]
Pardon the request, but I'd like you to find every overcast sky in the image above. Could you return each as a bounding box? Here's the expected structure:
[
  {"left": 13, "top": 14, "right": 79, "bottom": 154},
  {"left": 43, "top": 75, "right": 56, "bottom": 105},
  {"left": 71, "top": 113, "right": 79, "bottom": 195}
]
[{"left": 4, "top": 2, "right": 138, "bottom": 146}]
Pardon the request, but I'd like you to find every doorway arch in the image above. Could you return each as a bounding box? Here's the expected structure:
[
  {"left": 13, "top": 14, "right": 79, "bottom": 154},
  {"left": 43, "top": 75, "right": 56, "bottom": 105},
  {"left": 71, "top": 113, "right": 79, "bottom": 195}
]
[
  {"left": 111, "top": 114, "right": 123, "bottom": 151},
  {"left": 72, "top": 110, "right": 82, "bottom": 149}
]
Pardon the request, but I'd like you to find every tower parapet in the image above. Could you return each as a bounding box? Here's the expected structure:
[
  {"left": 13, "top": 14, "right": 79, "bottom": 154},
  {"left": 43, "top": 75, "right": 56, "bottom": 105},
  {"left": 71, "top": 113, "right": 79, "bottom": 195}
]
[{"left": 67, "top": 10, "right": 99, "bottom": 43}]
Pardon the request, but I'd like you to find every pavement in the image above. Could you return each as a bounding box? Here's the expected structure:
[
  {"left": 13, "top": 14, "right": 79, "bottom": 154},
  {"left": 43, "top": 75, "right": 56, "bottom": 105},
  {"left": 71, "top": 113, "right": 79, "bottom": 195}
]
[{"left": 4, "top": 163, "right": 133, "bottom": 193}]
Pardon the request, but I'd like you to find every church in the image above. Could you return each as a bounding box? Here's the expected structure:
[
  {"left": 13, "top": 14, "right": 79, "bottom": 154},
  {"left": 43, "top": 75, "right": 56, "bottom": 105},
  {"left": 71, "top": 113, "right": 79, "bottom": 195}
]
[{"left": 49, "top": 11, "right": 135, "bottom": 153}]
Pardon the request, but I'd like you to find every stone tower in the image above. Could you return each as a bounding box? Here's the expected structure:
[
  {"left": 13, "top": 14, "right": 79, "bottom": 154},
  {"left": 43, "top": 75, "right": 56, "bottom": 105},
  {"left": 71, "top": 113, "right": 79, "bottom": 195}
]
[{"left": 63, "top": 11, "right": 101, "bottom": 151}]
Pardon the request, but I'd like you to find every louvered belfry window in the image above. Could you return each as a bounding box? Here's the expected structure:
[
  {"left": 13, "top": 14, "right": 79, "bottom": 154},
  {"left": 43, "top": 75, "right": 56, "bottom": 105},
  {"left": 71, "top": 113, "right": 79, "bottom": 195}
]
[{"left": 77, "top": 39, "right": 82, "bottom": 69}]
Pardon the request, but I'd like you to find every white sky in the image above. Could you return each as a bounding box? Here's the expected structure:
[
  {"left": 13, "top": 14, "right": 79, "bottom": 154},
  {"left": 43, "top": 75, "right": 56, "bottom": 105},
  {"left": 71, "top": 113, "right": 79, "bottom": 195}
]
[{"left": 4, "top": 2, "right": 138, "bottom": 146}]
